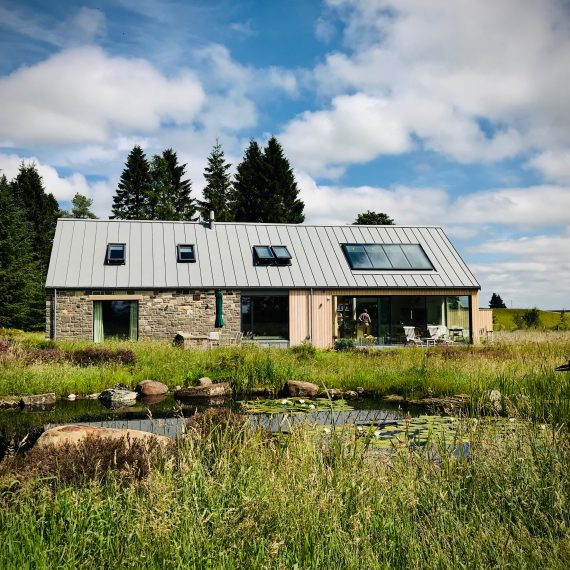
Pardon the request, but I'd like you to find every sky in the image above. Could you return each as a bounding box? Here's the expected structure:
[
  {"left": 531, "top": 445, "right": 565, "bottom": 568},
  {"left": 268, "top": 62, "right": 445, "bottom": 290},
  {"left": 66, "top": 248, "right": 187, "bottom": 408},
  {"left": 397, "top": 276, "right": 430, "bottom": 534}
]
[{"left": 0, "top": 0, "right": 569, "bottom": 309}]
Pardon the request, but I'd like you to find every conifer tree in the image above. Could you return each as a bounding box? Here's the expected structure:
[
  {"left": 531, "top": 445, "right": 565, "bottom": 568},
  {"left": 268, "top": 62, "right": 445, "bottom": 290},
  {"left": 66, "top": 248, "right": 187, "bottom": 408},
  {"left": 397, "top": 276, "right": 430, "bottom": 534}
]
[
  {"left": 10, "top": 162, "right": 59, "bottom": 277},
  {"left": 489, "top": 293, "right": 507, "bottom": 309},
  {"left": 0, "top": 175, "right": 44, "bottom": 330},
  {"left": 111, "top": 145, "right": 151, "bottom": 219},
  {"left": 353, "top": 211, "right": 395, "bottom": 225},
  {"left": 199, "top": 140, "right": 233, "bottom": 221},
  {"left": 261, "top": 136, "right": 304, "bottom": 223},
  {"left": 232, "top": 140, "right": 266, "bottom": 222},
  {"left": 148, "top": 149, "right": 195, "bottom": 221}
]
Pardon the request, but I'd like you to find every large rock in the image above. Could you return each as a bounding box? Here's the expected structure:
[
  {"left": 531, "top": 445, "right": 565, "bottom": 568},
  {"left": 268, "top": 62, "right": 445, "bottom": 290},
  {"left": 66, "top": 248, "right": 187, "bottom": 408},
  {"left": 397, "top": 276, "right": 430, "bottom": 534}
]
[
  {"left": 0, "top": 396, "right": 20, "bottom": 409},
  {"left": 197, "top": 377, "right": 213, "bottom": 387},
  {"left": 35, "top": 425, "right": 170, "bottom": 449},
  {"left": 20, "top": 393, "right": 56, "bottom": 407},
  {"left": 135, "top": 380, "right": 168, "bottom": 397},
  {"left": 174, "top": 382, "right": 231, "bottom": 400},
  {"left": 286, "top": 381, "right": 319, "bottom": 397},
  {"left": 482, "top": 389, "right": 503, "bottom": 414},
  {"left": 98, "top": 388, "right": 138, "bottom": 405}
]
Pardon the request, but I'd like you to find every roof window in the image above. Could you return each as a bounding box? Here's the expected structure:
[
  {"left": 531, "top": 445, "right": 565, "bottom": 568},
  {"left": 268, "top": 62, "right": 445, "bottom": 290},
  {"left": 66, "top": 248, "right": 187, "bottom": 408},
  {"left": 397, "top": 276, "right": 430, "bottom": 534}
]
[
  {"left": 253, "top": 245, "right": 292, "bottom": 266},
  {"left": 177, "top": 244, "right": 196, "bottom": 263},
  {"left": 106, "top": 243, "right": 126, "bottom": 265},
  {"left": 341, "top": 244, "right": 432, "bottom": 270}
]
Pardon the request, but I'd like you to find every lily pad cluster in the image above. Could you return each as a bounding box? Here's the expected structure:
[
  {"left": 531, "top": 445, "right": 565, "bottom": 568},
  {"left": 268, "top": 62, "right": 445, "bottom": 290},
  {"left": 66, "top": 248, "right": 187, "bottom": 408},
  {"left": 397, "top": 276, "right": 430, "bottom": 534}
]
[{"left": 238, "top": 397, "right": 354, "bottom": 414}]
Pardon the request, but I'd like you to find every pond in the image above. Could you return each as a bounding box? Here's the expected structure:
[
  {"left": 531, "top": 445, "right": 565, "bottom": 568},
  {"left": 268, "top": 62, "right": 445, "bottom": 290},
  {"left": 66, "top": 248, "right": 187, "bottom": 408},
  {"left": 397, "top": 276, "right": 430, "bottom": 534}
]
[{"left": 0, "top": 395, "right": 429, "bottom": 457}]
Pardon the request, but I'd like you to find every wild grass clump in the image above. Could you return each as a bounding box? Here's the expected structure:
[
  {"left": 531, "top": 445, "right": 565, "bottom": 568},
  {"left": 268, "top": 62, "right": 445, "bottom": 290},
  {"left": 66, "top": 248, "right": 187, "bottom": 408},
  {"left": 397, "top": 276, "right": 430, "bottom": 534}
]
[
  {"left": 70, "top": 347, "right": 136, "bottom": 367},
  {"left": 1, "top": 434, "right": 171, "bottom": 487},
  {"left": 0, "top": 417, "right": 568, "bottom": 568}
]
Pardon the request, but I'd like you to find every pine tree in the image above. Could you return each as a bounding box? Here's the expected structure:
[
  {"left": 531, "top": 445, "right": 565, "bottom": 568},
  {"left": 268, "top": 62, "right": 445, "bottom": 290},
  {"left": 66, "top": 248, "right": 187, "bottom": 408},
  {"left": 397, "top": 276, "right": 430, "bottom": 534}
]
[
  {"left": 111, "top": 145, "right": 151, "bottom": 219},
  {"left": 148, "top": 149, "right": 195, "bottom": 221},
  {"left": 353, "top": 211, "right": 395, "bottom": 225},
  {"left": 232, "top": 140, "right": 266, "bottom": 222},
  {"left": 0, "top": 175, "right": 44, "bottom": 330},
  {"left": 489, "top": 293, "right": 507, "bottom": 309},
  {"left": 231, "top": 137, "right": 304, "bottom": 223},
  {"left": 10, "top": 162, "right": 59, "bottom": 278},
  {"left": 199, "top": 140, "right": 233, "bottom": 221},
  {"left": 261, "top": 136, "right": 304, "bottom": 223}
]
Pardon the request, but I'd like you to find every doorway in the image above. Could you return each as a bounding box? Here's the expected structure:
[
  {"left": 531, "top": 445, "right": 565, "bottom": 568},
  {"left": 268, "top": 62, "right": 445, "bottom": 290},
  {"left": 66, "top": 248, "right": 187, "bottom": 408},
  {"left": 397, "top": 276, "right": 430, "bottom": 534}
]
[{"left": 93, "top": 301, "right": 138, "bottom": 341}]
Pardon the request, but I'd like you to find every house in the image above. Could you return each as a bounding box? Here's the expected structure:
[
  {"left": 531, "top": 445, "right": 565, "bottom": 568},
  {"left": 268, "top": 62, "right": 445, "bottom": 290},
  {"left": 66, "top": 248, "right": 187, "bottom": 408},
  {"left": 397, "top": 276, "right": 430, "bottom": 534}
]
[{"left": 45, "top": 218, "right": 492, "bottom": 347}]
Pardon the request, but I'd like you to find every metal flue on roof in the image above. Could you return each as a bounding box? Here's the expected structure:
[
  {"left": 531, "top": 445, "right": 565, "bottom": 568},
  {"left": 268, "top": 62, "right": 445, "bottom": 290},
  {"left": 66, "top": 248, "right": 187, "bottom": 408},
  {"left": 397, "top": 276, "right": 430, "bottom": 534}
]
[{"left": 46, "top": 219, "right": 480, "bottom": 290}]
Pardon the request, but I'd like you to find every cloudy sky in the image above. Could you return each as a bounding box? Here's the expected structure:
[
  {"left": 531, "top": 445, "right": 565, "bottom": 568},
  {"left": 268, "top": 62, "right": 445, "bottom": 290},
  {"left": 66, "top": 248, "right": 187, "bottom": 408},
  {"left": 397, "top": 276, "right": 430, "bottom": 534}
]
[{"left": 1, "top": 0, "right": 569, "bottom": 309}]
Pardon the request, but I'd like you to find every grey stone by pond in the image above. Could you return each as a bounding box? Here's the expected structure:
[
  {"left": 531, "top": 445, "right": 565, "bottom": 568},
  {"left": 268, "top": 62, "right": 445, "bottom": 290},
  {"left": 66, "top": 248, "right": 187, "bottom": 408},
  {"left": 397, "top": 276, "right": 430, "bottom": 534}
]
[{"left": 99, "top": 388, "right": 138, "bottom": 405}]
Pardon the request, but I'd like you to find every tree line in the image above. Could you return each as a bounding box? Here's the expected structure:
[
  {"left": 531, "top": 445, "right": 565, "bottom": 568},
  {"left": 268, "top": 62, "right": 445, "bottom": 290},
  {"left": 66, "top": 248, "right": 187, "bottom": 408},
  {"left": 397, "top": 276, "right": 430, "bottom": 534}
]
[{"left": 111, "top": 137, "right": 304, "bottom": 223}]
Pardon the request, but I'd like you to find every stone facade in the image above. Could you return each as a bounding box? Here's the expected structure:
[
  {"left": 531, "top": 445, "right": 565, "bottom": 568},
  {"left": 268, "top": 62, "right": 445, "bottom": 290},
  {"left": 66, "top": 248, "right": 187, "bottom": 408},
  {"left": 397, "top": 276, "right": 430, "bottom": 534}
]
[{"left": 46, "top": 290, "right": 241, "bottom": 345}]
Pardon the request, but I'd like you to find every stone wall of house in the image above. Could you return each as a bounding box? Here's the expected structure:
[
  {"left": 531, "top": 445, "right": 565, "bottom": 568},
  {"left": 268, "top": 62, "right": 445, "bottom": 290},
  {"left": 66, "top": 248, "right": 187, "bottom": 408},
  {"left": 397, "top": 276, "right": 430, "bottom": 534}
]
[
  {"left": 46, "top": 291, "right": 94, "bottom": 340},
  {"left": 46, "top": 290, "right": 241, "bottom": 344}
]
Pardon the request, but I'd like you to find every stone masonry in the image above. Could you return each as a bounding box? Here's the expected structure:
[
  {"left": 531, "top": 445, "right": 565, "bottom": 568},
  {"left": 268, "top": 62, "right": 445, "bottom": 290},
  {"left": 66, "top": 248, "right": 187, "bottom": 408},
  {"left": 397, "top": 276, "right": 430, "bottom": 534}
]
[{"left": 46, "top": 290, "right": 241, "bottom": 345}]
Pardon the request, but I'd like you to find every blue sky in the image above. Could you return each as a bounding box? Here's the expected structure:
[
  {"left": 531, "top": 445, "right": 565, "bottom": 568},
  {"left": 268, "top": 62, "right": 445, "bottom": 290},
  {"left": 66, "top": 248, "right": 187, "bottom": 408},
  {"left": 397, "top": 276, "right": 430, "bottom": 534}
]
[{"left": 1, "top": 0, "right": 569, "bottom": 309}]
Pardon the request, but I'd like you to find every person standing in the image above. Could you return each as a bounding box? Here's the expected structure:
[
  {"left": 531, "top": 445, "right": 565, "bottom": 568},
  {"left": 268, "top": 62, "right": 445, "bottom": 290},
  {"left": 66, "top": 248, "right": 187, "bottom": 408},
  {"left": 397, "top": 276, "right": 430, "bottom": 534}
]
[{"left": 358, "top": 308, "right": 372, "bottom": 336}]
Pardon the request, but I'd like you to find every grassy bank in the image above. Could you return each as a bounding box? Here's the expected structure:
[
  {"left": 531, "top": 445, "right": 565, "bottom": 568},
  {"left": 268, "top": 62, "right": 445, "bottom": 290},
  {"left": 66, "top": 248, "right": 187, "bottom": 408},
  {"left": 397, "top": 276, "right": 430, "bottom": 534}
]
[
  {"left": 1, "top": 413, "right": 569, "bottom": 569},
  {"left": 493, "top": 307, "right": 566, "bottom": 331},
  {"left": 1, "top": 330, "right": 570, "bottom": 421}
]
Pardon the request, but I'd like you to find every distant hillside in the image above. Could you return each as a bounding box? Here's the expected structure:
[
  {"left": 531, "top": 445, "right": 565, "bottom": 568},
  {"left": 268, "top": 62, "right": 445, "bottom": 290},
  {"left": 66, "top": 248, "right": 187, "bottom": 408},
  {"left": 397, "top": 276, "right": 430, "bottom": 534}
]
[{"left": 492, "top": 308, "right": 567, "bottom": 331}]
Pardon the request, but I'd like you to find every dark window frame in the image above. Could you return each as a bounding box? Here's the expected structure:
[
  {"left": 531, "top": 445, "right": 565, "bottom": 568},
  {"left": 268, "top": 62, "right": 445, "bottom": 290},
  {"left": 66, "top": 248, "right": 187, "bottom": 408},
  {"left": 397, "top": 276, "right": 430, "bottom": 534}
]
[
  {"left": 177, "top": 244, "right": 196, "bottom": 263},
  {"left": 341, "top": 243, "right": 433, "bottom": 271},
  {"left": 253, "top": 245, "right": 293, "bottom": 266},
  {"left": 106, "top": 243, "right": 126, "bottom": 265}
]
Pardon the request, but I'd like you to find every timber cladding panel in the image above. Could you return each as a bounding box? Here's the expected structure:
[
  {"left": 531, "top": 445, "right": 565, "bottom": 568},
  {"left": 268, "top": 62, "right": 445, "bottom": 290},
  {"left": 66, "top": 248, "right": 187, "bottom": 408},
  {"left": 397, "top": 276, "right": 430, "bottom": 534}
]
[{"left": 47, "top": 290, "right": 241, "bottom": 342}]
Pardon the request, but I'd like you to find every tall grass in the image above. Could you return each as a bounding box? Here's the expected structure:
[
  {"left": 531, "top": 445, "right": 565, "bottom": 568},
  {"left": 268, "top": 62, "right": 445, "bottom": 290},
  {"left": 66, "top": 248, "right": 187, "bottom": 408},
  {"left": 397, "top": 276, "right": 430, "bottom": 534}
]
[
  {"left": 1, "top": 414, "right": 569, "bottom": 568},
  {"left": 1, "top": 331, "right": 570, "bottom": 422}
]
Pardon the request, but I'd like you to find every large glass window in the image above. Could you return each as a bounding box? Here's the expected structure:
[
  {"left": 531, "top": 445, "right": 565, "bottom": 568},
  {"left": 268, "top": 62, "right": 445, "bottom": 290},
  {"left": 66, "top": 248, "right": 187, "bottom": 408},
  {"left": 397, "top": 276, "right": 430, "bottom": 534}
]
[
  {"left": 241, "top": 295, "right": 289, "bottom": 339},
  {"left": 341, "top": 244, "right": 432, "bottom": 270},
  {"left": 93, "top": 300, "right": 138, "bottom": 341}
]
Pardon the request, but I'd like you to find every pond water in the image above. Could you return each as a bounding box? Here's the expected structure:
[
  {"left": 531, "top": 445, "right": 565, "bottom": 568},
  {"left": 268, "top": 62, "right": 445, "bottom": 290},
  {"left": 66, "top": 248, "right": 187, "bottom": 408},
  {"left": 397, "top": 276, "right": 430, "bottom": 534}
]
[{"left": 0, "top": 395, "right": 427, "bottom": 457}]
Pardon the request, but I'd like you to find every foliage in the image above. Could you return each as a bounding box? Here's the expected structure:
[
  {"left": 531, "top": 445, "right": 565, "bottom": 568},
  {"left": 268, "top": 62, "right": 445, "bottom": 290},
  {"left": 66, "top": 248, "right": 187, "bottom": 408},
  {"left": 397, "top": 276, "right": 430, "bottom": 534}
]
[
  {"left": 61, "top": 193, "right": 97, "bottom": 219},
  {"left": 514, "top": 307, "right": 541, "bottom": 329},
  {"left": 493, "top": 308, "right": 561, "bottom": 331},
  {"left": 334, "top": 338, "right": 356, "bottom": 351},
  {"left": 148, "top": 149, "right": 195, "bottom": 221},
  {"left": 489, "top": 292, "right": 507, "bottom": 308},
  {"left": 353, "top": 210, "right": 395, "bottom": 225},
  {"left": 289, "top": 340, "right": 317, "bottom": 359},
  {"left": 70, "top": 347, "right": 136, "bottom": 366},
  {"left": 231, "top": 137, "right": 304, "bottom": 222},
  {"left": 111, "top": 145, "right": 152, "bottom": 219},
  {"left": 199, "top": 140, "right": 233, "bottom": 221},
  {"left": 0, "top": 175, "right": 45, "bottom": 331}
]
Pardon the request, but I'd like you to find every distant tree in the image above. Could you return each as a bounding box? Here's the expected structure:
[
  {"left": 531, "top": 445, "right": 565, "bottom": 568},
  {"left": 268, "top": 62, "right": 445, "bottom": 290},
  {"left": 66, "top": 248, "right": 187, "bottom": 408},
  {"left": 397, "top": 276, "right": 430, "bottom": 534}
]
[
  {"left": 231, "top": 140, "right": 266, "bottom": 222},
  {"left": 61, "top": 193, "right": 97, "bottom": 219},
  {"left": 558, "top": 310, "right": 568, "bottom": 331},
  {"left": 522, "top": 307, "right": 540, "bottom": 328},
  {"left": 0, "top": 175, "right": 44, "bottom": 330},
  {"left": 199, "top": 140, "right": 233, "bottom": 221},
  {"left": 10, "top": 162, "right": 59, "bottom": 278},
  {"left": 489, "top": 293, "right": 507, "bottom": 309},
  {"left": 111, "top": 145, "right": 151, "bottom": 219},
  {"left": 260, "top": 136, "right": 304, "bottom": 223},
  {"left": 353, "top": 211, "right": 395, "bottom": 225},
  {"left": 148, "top": 149, "right": 195, "bottom": 221}
]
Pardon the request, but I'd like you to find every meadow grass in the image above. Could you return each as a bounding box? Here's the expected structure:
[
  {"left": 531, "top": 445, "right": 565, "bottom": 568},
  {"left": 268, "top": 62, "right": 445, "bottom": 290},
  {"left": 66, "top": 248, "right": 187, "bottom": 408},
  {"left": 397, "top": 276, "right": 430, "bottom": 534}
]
[
  {"left": 0, "top": 413, "right": 568, "bottom": 569},
  {"left": 1, "top": 330, "right": 570, "bottom": 422}
]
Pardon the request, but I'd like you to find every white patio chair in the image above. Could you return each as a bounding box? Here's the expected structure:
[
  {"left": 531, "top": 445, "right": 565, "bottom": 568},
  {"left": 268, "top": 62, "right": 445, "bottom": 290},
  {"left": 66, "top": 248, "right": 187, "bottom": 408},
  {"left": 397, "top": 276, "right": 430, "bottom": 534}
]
[
  {"left": 403, "top": 326, "right": 425, "bottom": 346},
  {"left": 208, "top": 331, "right": 221, "bottom": 349}
]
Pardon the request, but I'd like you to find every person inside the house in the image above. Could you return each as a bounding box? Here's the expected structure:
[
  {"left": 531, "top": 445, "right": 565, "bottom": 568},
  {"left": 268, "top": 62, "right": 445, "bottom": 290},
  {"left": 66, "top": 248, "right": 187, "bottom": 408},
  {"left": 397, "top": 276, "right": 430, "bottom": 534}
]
[{"left": 358, "top": 308, "right": 372, "bottom": 336}]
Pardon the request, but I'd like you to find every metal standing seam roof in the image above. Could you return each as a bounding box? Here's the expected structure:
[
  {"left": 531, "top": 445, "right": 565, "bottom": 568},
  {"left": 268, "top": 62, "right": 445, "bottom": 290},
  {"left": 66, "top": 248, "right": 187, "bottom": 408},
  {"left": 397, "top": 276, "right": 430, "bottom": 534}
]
[{"left": 45, "top": 219, "right": 481, "bottom": 290}]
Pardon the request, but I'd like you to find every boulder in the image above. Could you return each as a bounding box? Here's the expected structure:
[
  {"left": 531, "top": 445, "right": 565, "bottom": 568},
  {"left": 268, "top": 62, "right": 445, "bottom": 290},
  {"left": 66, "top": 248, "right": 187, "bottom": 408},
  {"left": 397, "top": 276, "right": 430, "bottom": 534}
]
[
  {"left": 135, "top": 380, "right": 168, "bottom": 397},
  {"left": 20, "top": 393, "right": 56, "bottom": 407},
  {"left": 35, "top": 425, "right": 170, "bottom": 449},
  {"left": 482, "top": 389, "right": 503, "bottom": 414},
  {"left": 0, "top": 396, "right": 19, "bottom": 409},
  {"left": 320, "top": 388, "right": 343, "bottom": 400},
  {"left": 197, "top": 377, "right": 213, "bottom": 387},
  {"left": 344, "top": 390, "right": 359, "bottom": 400},
  {"left": 86, "top": 392, "right": 101, "bottom": 400},
  {"left": 174, "top": 382, "right": 231, "bottom": 400},
  {"left": 98, "top": 388, "right": 138, "bottom": 405},
  {"left": 67, "top": 394, "right": 77, "bottom": 400},
  {"left": 286, "top": 381, "right": 319, "bottom": 397}
]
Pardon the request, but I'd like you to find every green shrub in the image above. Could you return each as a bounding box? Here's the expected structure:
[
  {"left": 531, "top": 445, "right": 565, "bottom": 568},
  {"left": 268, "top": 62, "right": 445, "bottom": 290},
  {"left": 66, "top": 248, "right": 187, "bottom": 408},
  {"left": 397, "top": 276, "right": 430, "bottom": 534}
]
[{"left": 334, "top": 338, "right": 356, "bottom": 351}]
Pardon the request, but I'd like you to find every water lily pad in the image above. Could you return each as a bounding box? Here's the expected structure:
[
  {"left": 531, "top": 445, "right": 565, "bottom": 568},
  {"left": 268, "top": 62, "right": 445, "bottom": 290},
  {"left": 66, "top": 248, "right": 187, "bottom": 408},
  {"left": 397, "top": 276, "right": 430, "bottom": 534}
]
[{"left": 238, "top": 397, "right": 354, "bottom": 414}]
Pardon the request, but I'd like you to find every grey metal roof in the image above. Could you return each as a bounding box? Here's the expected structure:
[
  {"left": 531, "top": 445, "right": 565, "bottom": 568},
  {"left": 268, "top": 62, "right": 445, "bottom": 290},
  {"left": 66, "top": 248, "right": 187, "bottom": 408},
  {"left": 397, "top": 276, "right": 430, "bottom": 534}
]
[{"left": 46, "top": 219, "right": 480, "bottom": 290}]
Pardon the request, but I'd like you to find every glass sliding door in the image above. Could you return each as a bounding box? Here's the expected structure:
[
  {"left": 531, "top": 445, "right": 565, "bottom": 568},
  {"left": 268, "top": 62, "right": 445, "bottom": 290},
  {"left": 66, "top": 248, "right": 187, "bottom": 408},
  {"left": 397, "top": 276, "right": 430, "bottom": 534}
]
[{"left": 241, "top": 294, "right": 289, "bottom": 339}]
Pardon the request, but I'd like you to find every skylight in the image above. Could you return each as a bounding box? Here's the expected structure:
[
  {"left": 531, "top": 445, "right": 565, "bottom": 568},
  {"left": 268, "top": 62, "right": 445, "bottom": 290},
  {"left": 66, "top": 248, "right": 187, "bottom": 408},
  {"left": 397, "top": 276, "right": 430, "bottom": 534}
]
[
  {"left": 106, "top": 243, "right": 126, "bottom": 265},
  {"left": 341, "top": 244, "right": 433, "bottom": 270},
  {"left": 253, "top": 245, "right": 293, "bottom": 266},
  {"left": 177, "top": 244, "right": 196, "bottom": 263}
]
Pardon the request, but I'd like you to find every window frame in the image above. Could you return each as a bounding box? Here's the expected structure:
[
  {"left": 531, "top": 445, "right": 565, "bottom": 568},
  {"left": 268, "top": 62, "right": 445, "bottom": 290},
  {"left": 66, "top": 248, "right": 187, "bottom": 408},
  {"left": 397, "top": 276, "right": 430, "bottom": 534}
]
[
  {"left": 177, "top": 244, "right": 197, "bottom": 263},
  {"left": 270, "top": 245, "right": 292, "bottom": 265},
  {"left": 341, "top": 243, "right": 433, "bottom": 271},
  {"left": 105, "top": 243, "right": 126, "bottom": 265}
]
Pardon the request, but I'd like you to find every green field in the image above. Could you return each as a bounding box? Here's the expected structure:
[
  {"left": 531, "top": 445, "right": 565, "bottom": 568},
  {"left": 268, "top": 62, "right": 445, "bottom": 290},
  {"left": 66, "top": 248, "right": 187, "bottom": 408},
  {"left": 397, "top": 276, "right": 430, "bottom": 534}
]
[{"left": 493, "top": 307, "right": 567, "bottom": 331}]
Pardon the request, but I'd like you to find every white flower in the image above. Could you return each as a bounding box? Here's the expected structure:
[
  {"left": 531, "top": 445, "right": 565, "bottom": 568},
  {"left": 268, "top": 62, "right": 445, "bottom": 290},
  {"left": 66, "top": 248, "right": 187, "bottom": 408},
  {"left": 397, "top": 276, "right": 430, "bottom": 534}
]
[
  {"left": 281, "top": 399, "right": 289, "bottom": 405},
  {"left": 299, "top": 399, "right": 305, "bottom": 404},
  {"left": 323, "top": 427, "right": 331, "bottom": 434},
  {"left": 309, "top": 404, "right": 315, "bottom": 409},
  {"left": 509, "top": 418, "right": 516, "bottom": 422},
  {"left": 374, "top": 430, "right": 382, "bottom": 438},
  {"left": 356, "top": 426, "right": 363, "bottom": 432},
  {"left": 539, "top": 424, "right": 546, "bottom": 430}
]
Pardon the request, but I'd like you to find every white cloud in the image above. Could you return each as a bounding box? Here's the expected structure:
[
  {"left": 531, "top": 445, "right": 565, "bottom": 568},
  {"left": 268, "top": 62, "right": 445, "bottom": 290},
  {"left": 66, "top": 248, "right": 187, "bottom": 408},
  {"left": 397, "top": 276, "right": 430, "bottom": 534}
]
[
  {"left": 0, "top": 46, "right": 205, "bottom": 145},
  {"left": 314, "top": 17, "right": 336, "bottom": 43},
  {"left": 282, "top": 0, "right": 570, "bottom": 176},
  {"left": 528, "top": 149, "right": 570, "bottom": 183}
]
